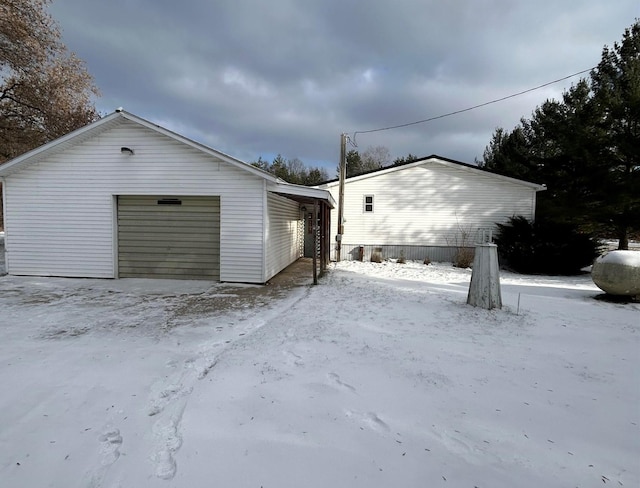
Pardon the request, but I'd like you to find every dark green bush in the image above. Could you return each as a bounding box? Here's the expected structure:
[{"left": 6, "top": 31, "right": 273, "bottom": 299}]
[{"left": 495, "top": 216, "right": 602, "bottom": 275}]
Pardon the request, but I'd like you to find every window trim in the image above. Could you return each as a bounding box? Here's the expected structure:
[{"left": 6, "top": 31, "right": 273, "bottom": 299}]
[{"left": 363, "top": 194, "right": 374, "bottom": 213}]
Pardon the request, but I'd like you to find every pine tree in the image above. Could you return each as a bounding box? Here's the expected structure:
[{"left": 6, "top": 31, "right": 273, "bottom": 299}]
[{"left": 481, "top": 21, "right": 640, "bottom": 248}]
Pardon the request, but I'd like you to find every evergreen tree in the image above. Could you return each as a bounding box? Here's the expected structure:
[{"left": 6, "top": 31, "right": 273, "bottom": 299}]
[
  {"left": 590, "top": 20, "right": 640, "bottom": 248},
  {"left": 393, "top": 153, "right": 419, "bottom": 165},
  {"left": 344, "top": 149, "right": 364, "bottom": 177},
  {"left": 270, "top": 154, "right": 289, "bottom": 181},
  {"left": 481, "top": 20, "right": 640, "bottom": 248},
  {"left": 251, "top": 156, "right": 270, "bottom": 172},
  {"left": 304, "top": 167, "right": 329, "bottom": 185}
]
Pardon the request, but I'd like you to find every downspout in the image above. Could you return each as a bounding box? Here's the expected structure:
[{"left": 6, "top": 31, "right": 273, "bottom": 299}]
[{"left": 262, "top": 179, "right": 268, "bottom": 283}]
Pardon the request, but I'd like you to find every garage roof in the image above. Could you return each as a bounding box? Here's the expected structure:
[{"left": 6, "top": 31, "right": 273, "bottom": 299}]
[{"left": 0, "top": 110, "right": 334, "bottom": 207}]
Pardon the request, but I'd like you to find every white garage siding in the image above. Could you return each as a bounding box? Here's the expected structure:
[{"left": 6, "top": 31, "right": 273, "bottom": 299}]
[
  {"left": 4, "top": 186, "right": 114, "bottom": 278},
  {"left": 3, "top": 119, "right": 265, "bottom": 282},
  {"left": 324, "top": 159, "right": 540, "bottom": 260},
  {"left": 264, "top": 192, "right": 302, "bottom": 282}
]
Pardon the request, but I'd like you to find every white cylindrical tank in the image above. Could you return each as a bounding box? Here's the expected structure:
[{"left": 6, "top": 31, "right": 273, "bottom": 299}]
[{"left": 591, "top": 250, "right": 640, "bottom": 297}]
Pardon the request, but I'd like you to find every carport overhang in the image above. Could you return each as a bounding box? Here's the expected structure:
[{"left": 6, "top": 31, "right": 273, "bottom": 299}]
[
  {"left": 267, "top": 183, "right": 334, "bottom": 285},
  {"left": 267, "top": 183, "right": 335, "bottom": 209}
]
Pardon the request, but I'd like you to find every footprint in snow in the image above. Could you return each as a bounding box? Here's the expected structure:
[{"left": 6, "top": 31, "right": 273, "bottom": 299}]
[
  {"left": 191, "top": 356, "right": 218, "bottom": 380},
  {"left": 345, "top": 410, "right": 390, "bottom": 433},
  {"left": 153, "top": 449, "right": 177, "bottom": 481},
  {"left": 283, "top": 350, "right": 304, "bottom": 367},
  {"left": 82, "top": 428, "right": 123, "bottom": 488},
  {"left": 98, "top": 428, "right": 123, "bottom": 466},
  {"left": 147, "top": 380, "right": 193, "bottom": 417},
  {"left": 327, "top": 372, "right": 356, "bottom": 392},
  {"left": 151, "top": 399, "right": 186, "bottom": 480}
]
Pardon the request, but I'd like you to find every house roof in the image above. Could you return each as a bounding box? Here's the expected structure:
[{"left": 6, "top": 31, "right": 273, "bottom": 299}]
[
  {"left": 317, "top": 154, "right": 546, "bottom": 191},
  {"left": 0, "top": 110, "right": 334, "bottom": 207}
]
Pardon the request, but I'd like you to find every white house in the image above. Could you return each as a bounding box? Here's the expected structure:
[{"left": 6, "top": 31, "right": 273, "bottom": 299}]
[
  {"left": 318, "top": 155, "right": 545, "bottom": 262},
  {"left": 0, "top": 110, "right": 334, "bottom": 283}
]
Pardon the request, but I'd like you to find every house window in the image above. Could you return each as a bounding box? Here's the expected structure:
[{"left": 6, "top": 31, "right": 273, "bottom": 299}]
[{"left": 364, "top": 195, "right": 374, "bottom": 213}]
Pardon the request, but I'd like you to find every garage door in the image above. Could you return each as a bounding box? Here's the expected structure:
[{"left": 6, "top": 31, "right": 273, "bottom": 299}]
[{"left": 117, "top": 195, "right": 220, "bottom": 280}]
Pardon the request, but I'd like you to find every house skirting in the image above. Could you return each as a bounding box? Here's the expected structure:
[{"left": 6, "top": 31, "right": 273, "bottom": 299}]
[{"left": 335, "top": 243, "right": 475, "bottom": 263}]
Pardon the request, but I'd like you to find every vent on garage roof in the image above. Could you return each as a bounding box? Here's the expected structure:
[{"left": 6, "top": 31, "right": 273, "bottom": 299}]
[{"left": 157, "top": 198, "right": 182, "bottom": 205}]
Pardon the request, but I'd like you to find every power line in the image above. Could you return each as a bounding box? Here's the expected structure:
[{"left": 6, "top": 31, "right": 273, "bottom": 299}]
[{"left": 352, "top": 67, "right": 595, "bottom": 143}]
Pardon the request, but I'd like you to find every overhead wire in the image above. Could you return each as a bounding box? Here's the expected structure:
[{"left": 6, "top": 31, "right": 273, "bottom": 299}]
[{"left": 351, "top": 66, "right": 595, "bottom": 145}]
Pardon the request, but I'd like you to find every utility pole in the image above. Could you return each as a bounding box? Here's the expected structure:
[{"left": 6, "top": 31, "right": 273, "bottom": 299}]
[{"left": 336, "top": 133, "right": 347, "bottom": 262}]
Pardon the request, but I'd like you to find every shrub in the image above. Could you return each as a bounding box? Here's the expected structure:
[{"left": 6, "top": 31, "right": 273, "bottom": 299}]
[
  {"left": 495, "top": 216, "right": 602, "bottom": 275},
  {"left": 453, "top": 247, "right": 474, "bottom": 268},
  {"left": 446, "top": 222, "right": 475, "bottom": 268}
]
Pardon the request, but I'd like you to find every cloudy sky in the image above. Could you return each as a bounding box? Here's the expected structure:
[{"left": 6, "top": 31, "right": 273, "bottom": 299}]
[{"left": 49, "top": 1, "right": 638, "bottom": 174}]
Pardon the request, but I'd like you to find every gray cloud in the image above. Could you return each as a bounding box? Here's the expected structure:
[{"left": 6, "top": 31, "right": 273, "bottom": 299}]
[{"left": 50, "top": 0, "right": 639, "bottom": 173}]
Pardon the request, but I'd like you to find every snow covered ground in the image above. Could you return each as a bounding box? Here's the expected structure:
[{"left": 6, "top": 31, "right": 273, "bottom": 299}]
[{"left": 0, "top": 259, "right": 638, "bottom": 488}]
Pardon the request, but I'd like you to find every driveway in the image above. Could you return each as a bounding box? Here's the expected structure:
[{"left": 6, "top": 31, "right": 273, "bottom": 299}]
[{"left": 0, "top": 232, "right": 314, "bottom": 302}]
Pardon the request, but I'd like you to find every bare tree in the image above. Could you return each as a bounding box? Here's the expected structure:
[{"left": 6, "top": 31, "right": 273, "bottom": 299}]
[
  {"left": 361, "top": 145, "right": 391, "bottom": 169},
  {"left": 252, "top": 155, "right": 329, "bottom": 185},
  {"left": 1, "top": 0, "right": 100, "bottom": 229},
  {"left": 341, "top": 146, "right": 392, "bottom": 178},
  {"left": 0, "top": 0, "right": 100, "bottom": 162}
]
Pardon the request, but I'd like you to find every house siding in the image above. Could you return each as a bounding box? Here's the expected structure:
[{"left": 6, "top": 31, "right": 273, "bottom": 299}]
[
  {"left": 264, "top": 192, "right": 301, "bottom": 282},
  {"left": 325, "top": 160, "right": 538, "bottom": 260},
  {"left": 3, "top": 120, "right": 265, "bottom": 282}
]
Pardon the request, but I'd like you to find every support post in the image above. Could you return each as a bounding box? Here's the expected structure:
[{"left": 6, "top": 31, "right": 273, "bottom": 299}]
[
  {"left": 312, "top": 199, "right": 318, "bottom": 285},
  {"left": 319, "top": 202, "right": 326, "bottom": 277},
  {"left": 336, "top": 133, "right": 347, "bottom": 262}
]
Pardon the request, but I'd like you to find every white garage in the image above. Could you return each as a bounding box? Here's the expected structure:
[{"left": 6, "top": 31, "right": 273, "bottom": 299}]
[{"left": 0, "top": 110, "right": 334, "bottom": 283}]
